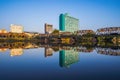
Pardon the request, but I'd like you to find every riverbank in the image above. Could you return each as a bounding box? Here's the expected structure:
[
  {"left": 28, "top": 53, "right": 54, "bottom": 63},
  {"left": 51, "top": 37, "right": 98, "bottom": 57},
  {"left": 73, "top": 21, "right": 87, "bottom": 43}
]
[{"left": 0, "top": 34, "right": 120, "bottom": 44}]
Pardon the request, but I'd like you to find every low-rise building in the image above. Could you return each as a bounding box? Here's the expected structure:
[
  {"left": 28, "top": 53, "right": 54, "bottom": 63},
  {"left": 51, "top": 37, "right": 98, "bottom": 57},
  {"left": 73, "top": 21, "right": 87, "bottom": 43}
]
[
  {"left": 10, "top": 24, "right": 23, "bottom": 33},
  {"left": 76, "top": 30, "right": 95, "bottom": 36},
  {"left": 59, "top": 31, "right": 72, "bottom": 36},
  {"left": 96, "top": 27, "right": 120, "bottom": 35}
]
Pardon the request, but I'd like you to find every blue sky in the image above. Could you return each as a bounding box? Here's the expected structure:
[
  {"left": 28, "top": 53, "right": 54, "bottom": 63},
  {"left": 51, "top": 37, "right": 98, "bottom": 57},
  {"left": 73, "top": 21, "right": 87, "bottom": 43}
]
[{"left": 0, "top": 0, "right": 120, "bottom": 33}]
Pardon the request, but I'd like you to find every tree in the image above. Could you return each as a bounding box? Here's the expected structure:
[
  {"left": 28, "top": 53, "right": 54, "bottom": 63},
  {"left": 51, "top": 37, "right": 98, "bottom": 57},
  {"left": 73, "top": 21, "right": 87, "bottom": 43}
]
[{"left": 52, "top": 29, "right": 59, "bottom": 34}]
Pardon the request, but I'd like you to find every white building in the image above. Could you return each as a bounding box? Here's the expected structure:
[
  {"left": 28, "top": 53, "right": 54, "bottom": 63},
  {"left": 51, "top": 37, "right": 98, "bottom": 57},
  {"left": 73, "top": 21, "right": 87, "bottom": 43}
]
[
  {"left": 10, "top": 48, "right": 23, "bottom": 56},
  {"left": 10, "top": 24, "right": 23, "bottom": 33}
]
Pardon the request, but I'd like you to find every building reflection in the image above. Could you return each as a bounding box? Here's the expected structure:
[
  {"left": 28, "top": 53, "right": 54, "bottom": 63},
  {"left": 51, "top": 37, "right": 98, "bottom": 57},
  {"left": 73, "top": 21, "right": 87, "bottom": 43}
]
[
  {"left": 0, "top": 42, "right": 120, "bottom": 57},
  {"left": 96, "top": 47, "right": 120, "bottom": 56},
  {"left": 76, "top": 46, "right": 94, "bottom": 53},
  {"left": 45, "top": 48, "right": 54, "bottom": 57},
  {"left": 0, "top": 42, "right": 39, "bottom": 57},
  {"left": 0, "top": 42, "right": 120, "bottom": 69},
  {"left": 0, "top": 48, "right": 7, "bottom": 52},
  {"left": 0, "top": 42, "right": 120, "bottom": 68},
  {"left": 10, "top": 48, "right": 23, "bottom": 56},
  {"left": 59, "top": 48, "right": 79, "bottom": 68}
]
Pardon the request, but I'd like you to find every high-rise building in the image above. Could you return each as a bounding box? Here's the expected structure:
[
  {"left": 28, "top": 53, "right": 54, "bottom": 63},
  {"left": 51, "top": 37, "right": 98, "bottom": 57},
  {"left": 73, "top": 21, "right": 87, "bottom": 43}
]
[
  {"left": 44, "top": 23, "right": 53, "bottom": 34},
  {"left": 59, "top": 13, "right": 79, "bottom": 33},
  {"left": 10, "top": 24, "right": 23, "bottom": 33}
]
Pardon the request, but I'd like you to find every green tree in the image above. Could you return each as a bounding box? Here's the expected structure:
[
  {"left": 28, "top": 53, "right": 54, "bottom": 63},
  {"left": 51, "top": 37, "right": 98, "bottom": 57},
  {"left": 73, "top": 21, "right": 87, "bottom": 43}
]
[{"left": 52, "top": 29, "right": 59, "bottom": 34}]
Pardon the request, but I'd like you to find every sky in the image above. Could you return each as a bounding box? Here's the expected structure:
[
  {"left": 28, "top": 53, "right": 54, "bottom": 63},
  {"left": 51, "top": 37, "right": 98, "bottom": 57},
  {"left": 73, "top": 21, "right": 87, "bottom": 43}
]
[{"left": 0, "top": 0, "right": 120, "bottom": 33}]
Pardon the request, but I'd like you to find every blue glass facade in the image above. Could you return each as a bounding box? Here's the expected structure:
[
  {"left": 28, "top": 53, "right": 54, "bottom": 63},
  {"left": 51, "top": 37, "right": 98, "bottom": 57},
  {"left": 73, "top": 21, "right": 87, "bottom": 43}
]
[
  {"left": 59, "top": 13, "right": 79, "bottom": 33},
  {"left": 59, "top": 14, "right": 65, "bottom": 31}
]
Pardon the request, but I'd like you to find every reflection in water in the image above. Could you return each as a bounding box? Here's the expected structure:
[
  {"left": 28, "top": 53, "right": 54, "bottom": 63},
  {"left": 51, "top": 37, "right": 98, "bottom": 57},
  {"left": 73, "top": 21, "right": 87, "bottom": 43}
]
[
  {"left": 0, "top": 48, "right": 7, "bottom": 52},
  {"left": 45, "top": 48, "right": 54, "bottom": 57},
  {"left": 76, "top": 46, "right": 94, "bottom": 52},
  {"left": 96, "top": 47, "right": 120, "bottom": 56},
  {"left": 0, "top": 42, "right": 39, "bottom": 56},
  {"left": 59, "top": 49, "right": 79, "bottom": 68},
  {"left": 10, "top": 48, "right": 23, "bottom": 56},
  {"left": 0, "top": 41, "right": 119, "bottom": 79},
  {"left": 0, "top": 42, "right": 120, "bottom": 57},
  {"left": 0, "top": 42, "right": 120, "bottom": 68}
]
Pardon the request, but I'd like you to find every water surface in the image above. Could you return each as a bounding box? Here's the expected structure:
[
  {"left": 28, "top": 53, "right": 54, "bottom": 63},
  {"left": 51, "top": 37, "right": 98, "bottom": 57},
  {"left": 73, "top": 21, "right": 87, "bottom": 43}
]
[{"left": 0, "top": 43, "right": 120, "bottom": 80}]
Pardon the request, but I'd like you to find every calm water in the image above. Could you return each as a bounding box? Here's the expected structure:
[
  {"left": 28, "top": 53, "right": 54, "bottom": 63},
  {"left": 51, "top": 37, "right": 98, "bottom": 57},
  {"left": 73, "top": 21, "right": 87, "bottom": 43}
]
[{"left": 0, "top": 43, "right": 120, "bottom": 80}]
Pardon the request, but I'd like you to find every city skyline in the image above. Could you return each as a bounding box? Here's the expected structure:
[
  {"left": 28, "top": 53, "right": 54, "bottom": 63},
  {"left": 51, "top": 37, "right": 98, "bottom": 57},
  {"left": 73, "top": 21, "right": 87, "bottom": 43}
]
[{"left": 0, "top": 0, "right": 120, "bottom": 33}]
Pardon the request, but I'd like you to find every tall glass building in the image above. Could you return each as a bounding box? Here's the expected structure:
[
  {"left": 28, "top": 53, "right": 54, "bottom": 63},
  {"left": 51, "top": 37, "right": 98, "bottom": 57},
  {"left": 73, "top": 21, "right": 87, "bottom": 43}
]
[{"left": 59, "top": 13, "right": 79, "bottom": 33}]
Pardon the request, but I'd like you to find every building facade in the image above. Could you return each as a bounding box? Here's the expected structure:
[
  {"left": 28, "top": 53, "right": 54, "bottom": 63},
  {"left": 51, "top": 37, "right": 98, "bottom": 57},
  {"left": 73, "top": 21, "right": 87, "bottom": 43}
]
[
  {"left": 76, "top": 30, "right": 95, "bottom": 36},
  {"left": 59, "top": 13, "right": 79, "bottom": 33},
  {"left": 45, "top": 23, "right": 53, "bottom": 34},
  {"left": 10, "top": 24, "right": 23, "bottom": 33},
  {"left": 96, "top": 27, "right": 120, "bottom": 35}
]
